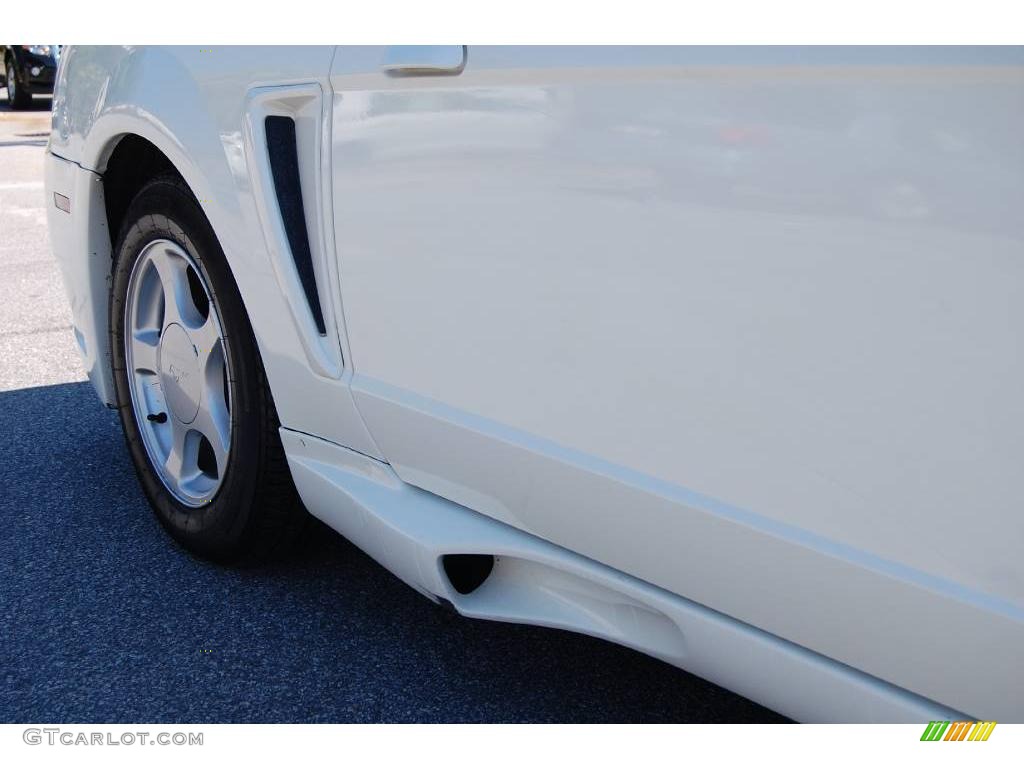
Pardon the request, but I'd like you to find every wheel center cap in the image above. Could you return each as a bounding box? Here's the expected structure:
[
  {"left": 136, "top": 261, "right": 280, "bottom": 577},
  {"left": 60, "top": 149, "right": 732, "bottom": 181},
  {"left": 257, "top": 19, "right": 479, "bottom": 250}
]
[{"left": 158, "top": 323, "right": 201, "bottom": 424}]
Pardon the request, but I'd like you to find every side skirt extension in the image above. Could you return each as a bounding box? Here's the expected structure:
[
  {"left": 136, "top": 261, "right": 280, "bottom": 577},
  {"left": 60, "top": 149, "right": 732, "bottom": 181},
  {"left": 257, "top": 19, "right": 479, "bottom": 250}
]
[{"left": 281, "top": 427, "right": 964, "bottom": 724}]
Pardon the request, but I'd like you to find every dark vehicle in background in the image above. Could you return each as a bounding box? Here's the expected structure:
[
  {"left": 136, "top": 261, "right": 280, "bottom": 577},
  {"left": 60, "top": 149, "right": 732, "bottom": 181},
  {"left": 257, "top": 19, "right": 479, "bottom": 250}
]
[{"left": 2, "top": 45, "right": 59, "bottom": 109}]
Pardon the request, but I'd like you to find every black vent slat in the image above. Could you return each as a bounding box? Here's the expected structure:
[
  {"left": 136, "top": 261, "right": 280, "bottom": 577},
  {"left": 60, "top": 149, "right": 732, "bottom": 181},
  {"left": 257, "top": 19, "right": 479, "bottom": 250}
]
[{"left": 265, "top": 115, "right": 327, "bottom": 335}]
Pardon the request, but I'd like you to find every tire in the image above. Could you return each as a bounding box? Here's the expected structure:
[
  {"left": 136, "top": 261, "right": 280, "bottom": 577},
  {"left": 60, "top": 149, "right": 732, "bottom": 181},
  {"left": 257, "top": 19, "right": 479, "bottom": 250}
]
[
  {"left": 6, "top": 59, "right": 31, "bottom": 110},
  {"left": 110, "top": 174, "right": 309, "bottom": 563}
]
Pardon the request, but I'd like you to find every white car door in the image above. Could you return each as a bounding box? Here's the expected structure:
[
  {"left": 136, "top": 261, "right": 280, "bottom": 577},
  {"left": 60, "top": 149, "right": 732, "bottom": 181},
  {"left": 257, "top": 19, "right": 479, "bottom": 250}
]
[{"left": 328, "top": 46, "right": 1024, "bottom": 719}]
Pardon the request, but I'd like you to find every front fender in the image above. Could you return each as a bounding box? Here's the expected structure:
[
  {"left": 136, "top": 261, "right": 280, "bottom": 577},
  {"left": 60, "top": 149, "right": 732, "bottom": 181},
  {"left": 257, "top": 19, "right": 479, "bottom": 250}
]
[{"left": 46, "top": 45, "right": 383, "bottom": 459}]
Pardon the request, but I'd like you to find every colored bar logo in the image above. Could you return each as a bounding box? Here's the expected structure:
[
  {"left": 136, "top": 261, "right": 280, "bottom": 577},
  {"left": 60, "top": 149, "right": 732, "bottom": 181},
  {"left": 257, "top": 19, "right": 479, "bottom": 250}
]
[{"left": 920, "top": 721, "right": 997, "bottom": 741}]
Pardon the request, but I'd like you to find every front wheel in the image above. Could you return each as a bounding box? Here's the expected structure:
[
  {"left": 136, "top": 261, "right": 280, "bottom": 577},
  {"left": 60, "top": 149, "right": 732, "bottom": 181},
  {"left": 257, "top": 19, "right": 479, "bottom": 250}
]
[
  {"left": 6, "top": 60, "right": 32, "bottom": 109},
  {"left": 110, "top": 174, "right": 309, "bottom": 562}
]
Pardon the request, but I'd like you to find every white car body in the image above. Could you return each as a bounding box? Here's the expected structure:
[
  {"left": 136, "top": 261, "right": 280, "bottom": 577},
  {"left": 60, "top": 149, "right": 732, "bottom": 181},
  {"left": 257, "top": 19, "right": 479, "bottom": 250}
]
[{"left": 45, "top": 45, "right": 1024, "bottom": 722}]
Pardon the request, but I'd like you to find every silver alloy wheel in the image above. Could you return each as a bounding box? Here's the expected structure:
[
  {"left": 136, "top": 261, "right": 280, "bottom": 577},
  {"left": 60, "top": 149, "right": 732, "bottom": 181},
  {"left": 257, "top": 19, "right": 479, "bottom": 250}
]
[
  {"left": 6, "top": 64, "right": 15, "bottom": 103},
  {"left": 124, "top": 239, "right": 232, "bottom": 507}
]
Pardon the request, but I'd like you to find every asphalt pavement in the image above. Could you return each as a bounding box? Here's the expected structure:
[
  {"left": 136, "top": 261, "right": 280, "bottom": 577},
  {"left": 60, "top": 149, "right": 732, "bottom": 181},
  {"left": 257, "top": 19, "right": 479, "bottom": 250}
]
[{"left": 0, "top": 90, "right": 787, "bottom": 723}]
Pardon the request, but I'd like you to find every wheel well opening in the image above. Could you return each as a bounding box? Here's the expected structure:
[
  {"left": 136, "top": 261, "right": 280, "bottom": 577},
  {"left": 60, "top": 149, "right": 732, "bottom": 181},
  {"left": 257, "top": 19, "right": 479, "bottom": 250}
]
[{"left": 102, "top": 135, "right": 179, "bottom": 245}]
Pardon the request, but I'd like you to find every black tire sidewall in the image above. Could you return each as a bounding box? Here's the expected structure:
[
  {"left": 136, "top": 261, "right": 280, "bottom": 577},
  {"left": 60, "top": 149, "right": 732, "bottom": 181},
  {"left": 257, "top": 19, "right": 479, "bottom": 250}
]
[
  {"left": 6, "top": 58, "right": 31, "bottom": 109},
  {"left": 110, "top": 177, "right": 268, "bottom": 561}
]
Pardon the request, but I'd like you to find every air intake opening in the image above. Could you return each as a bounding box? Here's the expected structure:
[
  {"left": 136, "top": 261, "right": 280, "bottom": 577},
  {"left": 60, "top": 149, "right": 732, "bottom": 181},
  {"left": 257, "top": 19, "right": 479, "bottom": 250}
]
[
  {"left": 442, "top": 554, "right": 495, "bottom": 595},
  {"left": 264, "top": 115, "right": 327, "bottom": 335}
]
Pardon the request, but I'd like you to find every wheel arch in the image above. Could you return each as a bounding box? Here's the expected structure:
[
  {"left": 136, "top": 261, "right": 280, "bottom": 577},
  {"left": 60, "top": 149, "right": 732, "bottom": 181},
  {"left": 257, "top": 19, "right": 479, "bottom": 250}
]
[
  {"left": 75, "top": 117, "right": 243, "bottom": 409},
  {"left": 101, "top": 134, "right": 180, "bottom": 246}
]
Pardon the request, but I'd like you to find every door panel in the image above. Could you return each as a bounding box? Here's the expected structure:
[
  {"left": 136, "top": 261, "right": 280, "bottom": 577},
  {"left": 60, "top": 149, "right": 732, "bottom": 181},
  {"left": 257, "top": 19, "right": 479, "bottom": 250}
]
[{"left": 329, "top": 46, "right": 1024, "bottom": 717}]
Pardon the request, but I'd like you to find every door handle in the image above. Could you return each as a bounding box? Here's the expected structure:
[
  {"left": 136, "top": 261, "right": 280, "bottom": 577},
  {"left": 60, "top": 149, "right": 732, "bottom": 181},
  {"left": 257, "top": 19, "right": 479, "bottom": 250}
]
[{"left": 381, "top": 46, "right": 466, "bottom": 77}]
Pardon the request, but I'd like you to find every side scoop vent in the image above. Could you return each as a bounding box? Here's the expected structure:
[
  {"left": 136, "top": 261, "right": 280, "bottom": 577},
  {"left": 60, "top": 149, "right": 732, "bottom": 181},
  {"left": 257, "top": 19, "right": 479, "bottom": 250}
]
[
  {"left": 442, "top": 554, "right": 495, "bottom": 595},
  {"left": 264, "top": 115, "right": 327, "bottom": 335}
]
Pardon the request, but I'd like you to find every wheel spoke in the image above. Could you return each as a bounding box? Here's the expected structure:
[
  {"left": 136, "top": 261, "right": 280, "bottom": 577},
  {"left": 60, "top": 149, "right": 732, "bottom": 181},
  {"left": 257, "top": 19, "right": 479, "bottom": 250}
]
[
  {"left": 192, "top": 316, "right": 222, "bottom": 371},
  {"left": 164, "top": 420, "right": 203, "bottom": 486},
  {"left": 130, "top": 329, "right": 160, "bottom": 374},
  {"left": 163, "top": 419, "right": 188, "bottom": 480},
  {"left": 193, "top": 397, "right": 230, "bottom": 478},
  {"left": 150, "top": 246, "right": 190, "bottom": 329}
]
